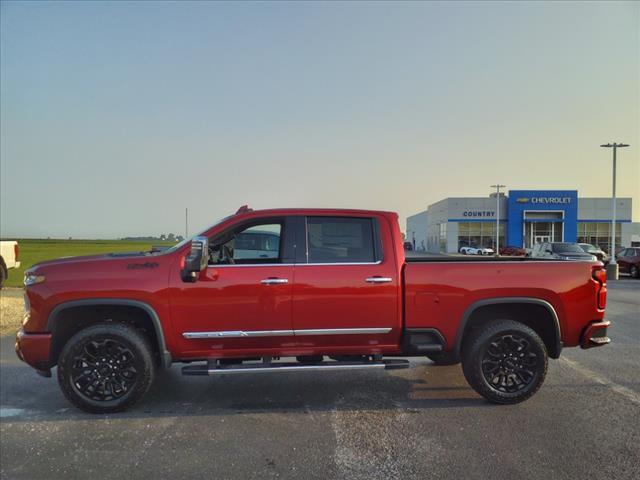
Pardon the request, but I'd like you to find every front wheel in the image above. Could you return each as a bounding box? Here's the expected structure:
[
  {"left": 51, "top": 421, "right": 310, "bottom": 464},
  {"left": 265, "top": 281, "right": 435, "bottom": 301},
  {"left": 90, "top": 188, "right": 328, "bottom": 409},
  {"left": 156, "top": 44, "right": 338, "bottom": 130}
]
[
  {"left": 631, "top": 265, "right": 639, "bottom": 279},
  {"left": 57, "top": 323, "right": 155, "bottom": 413},
  {"left": 462, "top": 320, "right": 548, "bottom": 404}
]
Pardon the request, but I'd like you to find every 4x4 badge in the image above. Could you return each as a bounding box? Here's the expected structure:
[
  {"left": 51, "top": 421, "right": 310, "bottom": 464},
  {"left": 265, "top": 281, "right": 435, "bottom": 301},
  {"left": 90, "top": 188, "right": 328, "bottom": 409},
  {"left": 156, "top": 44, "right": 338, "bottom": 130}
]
[{"left": 126, "top": 262, "right": 159, "bottom": 270}]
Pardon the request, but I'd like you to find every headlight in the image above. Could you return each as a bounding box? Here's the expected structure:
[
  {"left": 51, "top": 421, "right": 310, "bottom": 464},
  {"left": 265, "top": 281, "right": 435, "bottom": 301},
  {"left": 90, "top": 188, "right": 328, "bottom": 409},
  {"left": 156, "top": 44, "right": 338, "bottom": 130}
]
[{"left": 24, "top": 273, "right": 45, "bottom": 286}]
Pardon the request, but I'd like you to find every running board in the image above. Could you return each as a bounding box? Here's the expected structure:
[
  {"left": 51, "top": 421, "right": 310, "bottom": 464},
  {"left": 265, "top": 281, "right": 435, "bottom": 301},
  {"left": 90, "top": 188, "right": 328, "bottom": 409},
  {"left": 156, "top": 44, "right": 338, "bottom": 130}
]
[{"left": 182, "top": 359, "right": 409, "bottom": 376}]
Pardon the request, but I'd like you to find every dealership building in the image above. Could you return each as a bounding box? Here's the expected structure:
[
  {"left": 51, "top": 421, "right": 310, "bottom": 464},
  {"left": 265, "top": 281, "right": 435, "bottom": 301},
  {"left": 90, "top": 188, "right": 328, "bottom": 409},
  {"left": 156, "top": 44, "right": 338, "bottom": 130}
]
[{"left": 406, "top": 190, "right": 639, "bottom": 254}]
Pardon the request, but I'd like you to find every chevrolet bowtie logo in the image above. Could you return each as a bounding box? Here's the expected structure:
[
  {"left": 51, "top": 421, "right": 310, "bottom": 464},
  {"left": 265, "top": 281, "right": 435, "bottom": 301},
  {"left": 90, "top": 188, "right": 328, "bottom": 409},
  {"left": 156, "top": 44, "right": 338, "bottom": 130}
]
[{"left": 516, "top": 198, "right": 529, "bottom": 203}]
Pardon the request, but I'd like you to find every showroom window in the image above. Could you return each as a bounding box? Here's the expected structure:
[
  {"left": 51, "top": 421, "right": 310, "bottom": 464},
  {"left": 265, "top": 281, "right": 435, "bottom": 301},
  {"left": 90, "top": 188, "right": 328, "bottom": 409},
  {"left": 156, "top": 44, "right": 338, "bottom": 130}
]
[
  {"left": 457, "top": 222, "right": 504, "bottom": 250},
  {"left": 577, "top": 222, "right": 622, "bottom": 254}
]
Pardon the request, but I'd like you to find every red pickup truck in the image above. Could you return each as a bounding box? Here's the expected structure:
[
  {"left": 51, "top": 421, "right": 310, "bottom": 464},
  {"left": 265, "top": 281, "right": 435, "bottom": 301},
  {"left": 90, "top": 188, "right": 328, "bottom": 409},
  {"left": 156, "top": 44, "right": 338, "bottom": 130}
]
[{"left": 16, "top": 207, "right": 610, "bottom": 413}]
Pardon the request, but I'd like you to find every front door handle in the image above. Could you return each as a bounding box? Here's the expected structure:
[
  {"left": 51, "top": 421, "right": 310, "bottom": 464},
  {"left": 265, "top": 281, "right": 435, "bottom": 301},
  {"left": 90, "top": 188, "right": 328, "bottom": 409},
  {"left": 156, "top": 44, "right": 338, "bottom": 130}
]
[
  {"left": 261, "top": 278, "right": 289, "bottom": 285},
  {"left": 365, "top": 276, "right": 393, "bottom": 284}
]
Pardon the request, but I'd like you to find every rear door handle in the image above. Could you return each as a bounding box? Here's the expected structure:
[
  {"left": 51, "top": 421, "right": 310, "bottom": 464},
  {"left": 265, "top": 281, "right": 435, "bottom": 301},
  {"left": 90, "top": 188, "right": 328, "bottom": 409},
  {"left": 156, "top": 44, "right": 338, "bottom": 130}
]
[
  {"left": 365, "top": 276, "right": 393, "bottom": 284},
  {"left": 261, "top": 278, "right": 289, "bottom": 285}
]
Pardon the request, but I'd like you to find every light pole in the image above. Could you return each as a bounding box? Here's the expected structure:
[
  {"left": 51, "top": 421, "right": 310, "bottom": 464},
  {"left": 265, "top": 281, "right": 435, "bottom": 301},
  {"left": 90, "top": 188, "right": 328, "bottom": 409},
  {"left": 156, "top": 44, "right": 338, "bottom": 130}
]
[
  {"left": 491, "top": 184, "right": 505, "bottom": 256},
  {"left": 600, "top": 142, "right": 630, "bottom": 280}
]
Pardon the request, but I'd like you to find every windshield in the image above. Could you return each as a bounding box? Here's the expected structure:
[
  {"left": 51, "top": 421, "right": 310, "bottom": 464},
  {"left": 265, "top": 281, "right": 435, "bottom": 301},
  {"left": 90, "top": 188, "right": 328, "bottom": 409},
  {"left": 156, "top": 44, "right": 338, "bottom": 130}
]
[{"left": 552, "top": 243, "right": 586, "bottom": 254}]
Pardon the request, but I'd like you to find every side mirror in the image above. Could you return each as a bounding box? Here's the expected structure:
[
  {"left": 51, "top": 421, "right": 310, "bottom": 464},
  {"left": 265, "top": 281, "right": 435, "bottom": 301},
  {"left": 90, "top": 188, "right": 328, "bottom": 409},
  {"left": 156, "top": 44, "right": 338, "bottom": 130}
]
[{"left": 183, "top": 236, "right": 209, "bottom": 282}]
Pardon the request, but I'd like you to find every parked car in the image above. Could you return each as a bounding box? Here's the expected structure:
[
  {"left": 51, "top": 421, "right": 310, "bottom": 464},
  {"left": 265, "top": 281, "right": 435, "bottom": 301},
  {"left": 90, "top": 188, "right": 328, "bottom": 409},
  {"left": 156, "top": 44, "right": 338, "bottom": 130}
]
[
  {"left": 499, "top": 245, "right": 526, "bottom": 256},
  {"left": 0, "top": 240, "right": 21, "bottom": 288},
  {"left": 578, "top": 243, "right": 609, "bottom": 264},
  {"left": 616, "top": 247, "right": 640, "bottom": 278},
  {"left": 16, "top": 206, "right": 609, "bottom": 413},
  {"left": 460, "top": 246, "right": 494, "bottom": 255},
  {"left": 530, "top": 242, "right": 597, "bottom": 261},
  {"left": 403, "top": 241, "right": 413, "bottom": 251}
]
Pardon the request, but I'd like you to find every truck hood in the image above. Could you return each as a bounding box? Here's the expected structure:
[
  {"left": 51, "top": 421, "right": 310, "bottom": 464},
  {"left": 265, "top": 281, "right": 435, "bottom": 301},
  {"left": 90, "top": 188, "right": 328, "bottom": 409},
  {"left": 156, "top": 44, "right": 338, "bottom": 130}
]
[{"left": 29, "top": 251, "right": 151, "bottom": 271}]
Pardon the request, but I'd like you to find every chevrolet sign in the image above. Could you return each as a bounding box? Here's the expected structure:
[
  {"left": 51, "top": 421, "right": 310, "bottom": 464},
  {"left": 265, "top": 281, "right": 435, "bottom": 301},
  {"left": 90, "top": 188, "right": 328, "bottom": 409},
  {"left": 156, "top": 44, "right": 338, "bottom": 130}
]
[
  {"left": 516, "top": 197, "right": 572, "bottom": 204},
  {"left": 532, "top": 197, "right": 572, "bottom": 204}
]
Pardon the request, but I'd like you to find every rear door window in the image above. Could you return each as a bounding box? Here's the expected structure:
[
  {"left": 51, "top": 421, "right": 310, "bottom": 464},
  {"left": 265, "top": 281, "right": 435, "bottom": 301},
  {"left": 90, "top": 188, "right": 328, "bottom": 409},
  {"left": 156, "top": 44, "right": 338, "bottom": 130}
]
[{"left": 306, "top": 217, "right": 376, "bottom": 263}]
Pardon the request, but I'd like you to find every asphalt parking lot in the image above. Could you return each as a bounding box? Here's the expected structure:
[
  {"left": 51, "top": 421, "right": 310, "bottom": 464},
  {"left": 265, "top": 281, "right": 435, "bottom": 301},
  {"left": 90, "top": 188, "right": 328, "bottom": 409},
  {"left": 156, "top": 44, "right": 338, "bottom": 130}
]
[{"left": 1, "top": 279, "right": 638, "bottom": 480}]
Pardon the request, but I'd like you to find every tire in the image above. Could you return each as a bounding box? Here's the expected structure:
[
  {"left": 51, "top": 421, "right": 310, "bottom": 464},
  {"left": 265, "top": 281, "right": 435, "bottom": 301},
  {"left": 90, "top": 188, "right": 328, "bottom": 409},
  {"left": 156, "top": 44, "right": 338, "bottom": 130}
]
[
  {"left": 631, "top": 265, "right": 639, "bottom": 279},
  {"left": 461, "top": 320, "right": 548, "bottom": 404},
  {"left": 57, "top": 323, "right": 155, "bottom": 413},
  {"left": 426, "top": 352, "right": 460, "bottom": 366},
  {"left": 0, "top": 262, "right": 6, "bottom": 289}
]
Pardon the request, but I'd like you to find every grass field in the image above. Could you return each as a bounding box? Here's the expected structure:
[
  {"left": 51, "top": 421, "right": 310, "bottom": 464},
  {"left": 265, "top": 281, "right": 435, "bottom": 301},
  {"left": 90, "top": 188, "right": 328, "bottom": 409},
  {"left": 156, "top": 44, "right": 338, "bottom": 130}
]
[{"left": 3, "top": 239, "right": 175, "bottom": 288}]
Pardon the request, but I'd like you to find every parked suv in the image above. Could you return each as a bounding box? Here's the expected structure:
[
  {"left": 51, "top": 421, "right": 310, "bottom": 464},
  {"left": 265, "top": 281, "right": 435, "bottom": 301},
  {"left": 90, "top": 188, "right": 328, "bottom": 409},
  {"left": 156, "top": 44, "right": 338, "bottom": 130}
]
[
  {"left": 617, "top": 247, "right": 640, "bottom": 278},
  {"left": 578, "top": 243, "right": 609, "bottom": 265},
  {"left": 531, "top": 242, "right": 597, "bottom": 261}
]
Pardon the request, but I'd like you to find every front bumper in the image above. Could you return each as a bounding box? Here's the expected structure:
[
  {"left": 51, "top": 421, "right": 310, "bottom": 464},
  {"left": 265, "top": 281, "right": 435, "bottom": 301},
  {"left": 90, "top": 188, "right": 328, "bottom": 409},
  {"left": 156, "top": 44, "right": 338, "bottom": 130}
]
[
  {"left": 580, "top": 320, "right": 611, "bottom": 349},
  {"left": 15, "top": 330, "right": 52, "bottom": 376}
]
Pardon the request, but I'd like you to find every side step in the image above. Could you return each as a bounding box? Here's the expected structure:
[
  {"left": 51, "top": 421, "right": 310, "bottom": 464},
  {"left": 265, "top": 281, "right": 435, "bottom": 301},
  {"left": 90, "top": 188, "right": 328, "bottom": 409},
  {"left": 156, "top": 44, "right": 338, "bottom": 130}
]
[{"left": 182, "top": 358, "right": 410, "bottom": 376}]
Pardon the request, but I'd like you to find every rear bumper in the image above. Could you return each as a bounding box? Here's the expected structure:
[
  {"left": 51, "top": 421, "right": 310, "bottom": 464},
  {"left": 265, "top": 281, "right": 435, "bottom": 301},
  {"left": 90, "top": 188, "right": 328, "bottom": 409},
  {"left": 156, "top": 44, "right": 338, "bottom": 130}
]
[
  {"left": 580, "top": 320, "right": 611, "bottom": 349},
  {"left": 15, "top": 330, "right": 52, "bottom": 376}
]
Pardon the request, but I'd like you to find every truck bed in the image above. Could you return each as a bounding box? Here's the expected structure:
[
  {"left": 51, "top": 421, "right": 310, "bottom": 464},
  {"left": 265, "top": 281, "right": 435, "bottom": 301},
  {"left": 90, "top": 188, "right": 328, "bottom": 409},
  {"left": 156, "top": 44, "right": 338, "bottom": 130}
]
[{"left": 405, "top": 252, "right": 539, "bottom": 262}]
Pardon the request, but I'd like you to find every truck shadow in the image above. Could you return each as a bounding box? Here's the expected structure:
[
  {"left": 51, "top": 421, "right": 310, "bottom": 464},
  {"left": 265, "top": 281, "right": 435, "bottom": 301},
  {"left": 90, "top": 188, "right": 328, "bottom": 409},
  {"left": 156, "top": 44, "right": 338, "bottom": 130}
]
[{"left": 0, "top": 362, "right": 495, "bottom": 422}]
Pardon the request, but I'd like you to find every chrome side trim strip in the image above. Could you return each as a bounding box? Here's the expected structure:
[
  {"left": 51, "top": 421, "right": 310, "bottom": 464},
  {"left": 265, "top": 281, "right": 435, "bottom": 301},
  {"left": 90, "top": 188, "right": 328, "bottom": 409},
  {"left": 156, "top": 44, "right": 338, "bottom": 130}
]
[
  {"left": 182, "top": 327, "right": 393, "bottom": 339},
  {"left": 183, "top": 330, "right": 294, "bottom": 339},
  {"left": 294, "top": 328, "right": 392, "bottom": 336}
]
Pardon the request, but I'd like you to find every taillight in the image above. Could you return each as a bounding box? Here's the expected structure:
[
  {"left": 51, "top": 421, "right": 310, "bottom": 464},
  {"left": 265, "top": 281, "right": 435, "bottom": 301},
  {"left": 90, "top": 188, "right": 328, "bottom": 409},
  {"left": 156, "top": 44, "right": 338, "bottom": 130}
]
[
  {"left": 592, "top": 266, "right": 607, "bottom": 310},
  {"left": 14, "top": 243, "right": 19, "bottom": 262}
]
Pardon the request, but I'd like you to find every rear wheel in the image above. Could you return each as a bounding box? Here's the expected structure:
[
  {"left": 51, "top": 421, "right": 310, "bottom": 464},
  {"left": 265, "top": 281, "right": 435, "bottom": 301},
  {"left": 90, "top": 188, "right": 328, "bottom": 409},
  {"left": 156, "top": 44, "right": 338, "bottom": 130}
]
[
  {"left": 462, "top": 320, "right": 547, "bottom": 404},
  {"left": 57, "top": 323, "right": 155, "bottom": 413}
]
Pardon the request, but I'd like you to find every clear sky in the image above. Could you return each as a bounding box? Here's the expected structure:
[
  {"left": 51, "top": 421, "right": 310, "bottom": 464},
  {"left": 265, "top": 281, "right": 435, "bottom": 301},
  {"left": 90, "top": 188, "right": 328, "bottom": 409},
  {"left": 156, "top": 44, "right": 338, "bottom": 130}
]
[{"left": 1, "top": 0, "right": 638, "bottom": 239}]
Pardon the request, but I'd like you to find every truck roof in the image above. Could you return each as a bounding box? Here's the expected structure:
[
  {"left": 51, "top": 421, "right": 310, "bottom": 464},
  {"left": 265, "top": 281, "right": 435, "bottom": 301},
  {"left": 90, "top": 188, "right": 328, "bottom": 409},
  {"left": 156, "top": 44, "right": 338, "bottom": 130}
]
[{"left": 233, "top": 206, "right": 398, "bottom": 218}]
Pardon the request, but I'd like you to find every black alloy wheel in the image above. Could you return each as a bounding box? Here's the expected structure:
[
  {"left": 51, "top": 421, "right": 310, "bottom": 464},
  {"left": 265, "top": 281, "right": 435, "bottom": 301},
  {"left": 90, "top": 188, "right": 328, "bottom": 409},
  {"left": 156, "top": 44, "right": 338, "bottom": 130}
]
[
  {"left": 480, "top": 334, "right": 538, "bottom": 393},
  {"left": 57, "top": 323, "right": 155, "bottom": 413},
  {"left": 462, "top": 320, "right": 548, "bottom": 404},
  {"left": 70, "top": 338, "right": 139, "bottom": 402}
]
